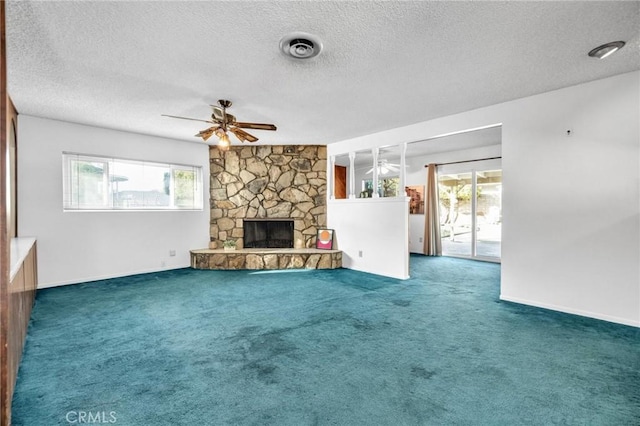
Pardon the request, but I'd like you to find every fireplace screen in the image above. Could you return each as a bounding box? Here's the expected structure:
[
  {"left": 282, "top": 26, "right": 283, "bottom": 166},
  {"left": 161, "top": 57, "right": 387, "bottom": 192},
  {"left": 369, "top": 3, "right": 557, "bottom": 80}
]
[{"left": 243, "top": 219, "right": 294, "bottom": 248}]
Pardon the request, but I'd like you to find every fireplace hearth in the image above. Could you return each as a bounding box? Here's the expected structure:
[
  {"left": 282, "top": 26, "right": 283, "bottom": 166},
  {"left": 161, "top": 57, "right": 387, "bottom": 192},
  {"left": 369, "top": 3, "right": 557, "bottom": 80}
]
[{"left": 243, "top": 219, "right": 294, "bottom": 248}]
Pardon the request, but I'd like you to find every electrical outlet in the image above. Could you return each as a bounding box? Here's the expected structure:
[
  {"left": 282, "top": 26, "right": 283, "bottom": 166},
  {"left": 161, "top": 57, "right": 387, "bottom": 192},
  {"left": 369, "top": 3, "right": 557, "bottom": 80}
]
[
  {"left": 169, "top": 250, "right": 176, "bottom": 257},
  {"left": 358, "top": 250, "right": 363, "bottom": 257},
  {"left": 161, "top": 261, "right": 166, "bottom": 268},
  {"left": 419, "top": 237, "right": 423, "bottom": 243}
]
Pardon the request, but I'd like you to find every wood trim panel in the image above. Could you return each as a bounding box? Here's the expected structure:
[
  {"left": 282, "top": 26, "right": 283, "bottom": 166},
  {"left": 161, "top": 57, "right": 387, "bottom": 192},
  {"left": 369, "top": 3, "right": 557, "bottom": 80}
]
[
  {"left": 8, "top": 98, "right": 16, "bottom": 239},
  {"left": 1, "top": 1, "right": 10, "bottom": 423}
]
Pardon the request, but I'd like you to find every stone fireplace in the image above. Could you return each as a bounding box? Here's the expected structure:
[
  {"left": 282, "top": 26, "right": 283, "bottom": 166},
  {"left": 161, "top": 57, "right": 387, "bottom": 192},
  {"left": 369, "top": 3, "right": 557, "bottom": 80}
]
[{"left": 209, "top": 145, "right": 327, "bottom": 249}]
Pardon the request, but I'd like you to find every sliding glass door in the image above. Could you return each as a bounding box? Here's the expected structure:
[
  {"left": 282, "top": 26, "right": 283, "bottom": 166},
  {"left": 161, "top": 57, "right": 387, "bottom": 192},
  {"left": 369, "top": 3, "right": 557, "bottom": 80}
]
[
  {"left": 475, "top": 170, "right": 502, "bottom": 258},
  {"left": 438, "top": 167, "right": 501, "bottom": 261},
  {"left": 438, "top": 172, "right": 473, "bottom": 257}
]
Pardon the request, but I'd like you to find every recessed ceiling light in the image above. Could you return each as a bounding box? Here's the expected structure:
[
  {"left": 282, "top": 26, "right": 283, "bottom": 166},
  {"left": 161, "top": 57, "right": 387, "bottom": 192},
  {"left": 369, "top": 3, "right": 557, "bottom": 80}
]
[
  {"left": 588, "top": 41, "right": 625, "bottom": 59},
  {"left": 279, "top": 32, "right": 323, "bottom": 60}
]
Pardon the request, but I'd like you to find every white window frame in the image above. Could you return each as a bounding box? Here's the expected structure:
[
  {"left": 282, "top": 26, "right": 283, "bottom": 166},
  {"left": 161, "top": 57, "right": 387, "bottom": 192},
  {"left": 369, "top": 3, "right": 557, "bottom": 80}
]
[{"left": 62, "top": 152, "right": 203, "bottom": 211}]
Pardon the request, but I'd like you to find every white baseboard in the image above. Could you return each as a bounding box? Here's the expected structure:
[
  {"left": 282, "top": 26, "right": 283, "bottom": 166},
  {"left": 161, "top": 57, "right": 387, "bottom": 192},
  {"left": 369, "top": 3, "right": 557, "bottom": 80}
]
[
  {"left": 342, "top": 265, "right": 410, "bottom": 280},
  {"left": 500, "top": 294, "right": 640, "bottom": 328},
  {"left": 37, "top": 264, "right": 192, "bottom": 289}
]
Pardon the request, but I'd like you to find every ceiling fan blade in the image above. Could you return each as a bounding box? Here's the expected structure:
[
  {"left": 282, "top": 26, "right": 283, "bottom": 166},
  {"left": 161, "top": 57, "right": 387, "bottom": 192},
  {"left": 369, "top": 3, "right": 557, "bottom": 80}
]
[
  {"left": 211, "top": 106, "right": 224, "bottom": 121},
  {"left": 174, "top": 101, "right": 276, "bottom": 142},
  {"left": 210, "top": 106, "right": 236, "bottom": 125},
  {"left": 234, "top": 122, "right": 277, "bottom": 131},
  {"left": 229, "top": 127, "right": 259, "bottom": 143},
  {"left": 162, "top": 114, "right": 213, "bottom": 125},
  {"left": 195, "top": 126, "right": 219, "bottom": 142}
]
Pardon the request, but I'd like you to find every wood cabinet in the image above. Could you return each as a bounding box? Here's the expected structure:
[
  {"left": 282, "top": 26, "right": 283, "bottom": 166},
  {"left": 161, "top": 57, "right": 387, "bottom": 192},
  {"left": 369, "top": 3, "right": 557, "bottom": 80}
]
[{"left": 3, "top": 239, "right": 37, "bottom": 425}]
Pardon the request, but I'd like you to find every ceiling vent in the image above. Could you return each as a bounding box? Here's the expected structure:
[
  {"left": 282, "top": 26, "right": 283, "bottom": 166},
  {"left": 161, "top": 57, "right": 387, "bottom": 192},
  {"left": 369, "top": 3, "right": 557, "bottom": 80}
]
[{"left": 280, "top": 32, "right": 323, "bottom": 60}]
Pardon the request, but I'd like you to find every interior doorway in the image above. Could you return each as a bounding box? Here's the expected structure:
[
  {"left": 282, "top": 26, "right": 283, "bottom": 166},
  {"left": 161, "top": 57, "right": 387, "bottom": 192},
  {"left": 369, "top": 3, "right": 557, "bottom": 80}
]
[
  {"left": 405, "top": 125, "right": 502, "bottom": 262},
  {"left": 334, "top": 165, "right": 347, "bottom": 199}
]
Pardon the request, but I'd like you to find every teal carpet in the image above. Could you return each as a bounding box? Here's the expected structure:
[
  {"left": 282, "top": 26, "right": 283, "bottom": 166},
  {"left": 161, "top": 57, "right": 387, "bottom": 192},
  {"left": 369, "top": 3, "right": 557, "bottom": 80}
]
[{"left": 12, "top": 256, "right": 640, "bottom": 425}]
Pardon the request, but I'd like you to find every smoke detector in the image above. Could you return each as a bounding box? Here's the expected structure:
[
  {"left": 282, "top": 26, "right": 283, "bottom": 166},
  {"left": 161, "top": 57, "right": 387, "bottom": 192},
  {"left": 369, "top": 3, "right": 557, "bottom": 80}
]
[{"left": 280, "top": 32, "right": 323, "bottom": 59}]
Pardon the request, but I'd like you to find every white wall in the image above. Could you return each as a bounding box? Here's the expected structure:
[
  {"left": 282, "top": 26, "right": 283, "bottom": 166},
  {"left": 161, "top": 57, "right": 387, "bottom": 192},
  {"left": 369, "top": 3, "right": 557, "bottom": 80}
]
[
  {"left": 328, "top": 197, "right": 410, "bottom": 280},
  {"left": 500, "top": 73, "right": 639, "bottom": 327},
  {"left": 18, "top": 116, "right": 210, "bottom": 287},
  {"left": 328, "top": 71, "right": 640, "bottom": 326}
]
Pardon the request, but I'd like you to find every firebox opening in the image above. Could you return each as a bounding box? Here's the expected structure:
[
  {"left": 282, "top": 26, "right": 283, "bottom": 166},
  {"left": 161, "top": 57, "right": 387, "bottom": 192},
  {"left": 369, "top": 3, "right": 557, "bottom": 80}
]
[{"left": 243, "top": 219, "right": 294, "bottom": 248}]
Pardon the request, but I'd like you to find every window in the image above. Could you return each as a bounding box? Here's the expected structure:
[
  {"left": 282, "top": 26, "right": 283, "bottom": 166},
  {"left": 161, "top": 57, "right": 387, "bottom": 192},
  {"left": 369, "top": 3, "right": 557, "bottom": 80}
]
[
  {"left": 361, "top": 177, "right": 400, "bottom": 198},
  {"left": 63, "top": 153, "right": 203, "bottom": 211}
]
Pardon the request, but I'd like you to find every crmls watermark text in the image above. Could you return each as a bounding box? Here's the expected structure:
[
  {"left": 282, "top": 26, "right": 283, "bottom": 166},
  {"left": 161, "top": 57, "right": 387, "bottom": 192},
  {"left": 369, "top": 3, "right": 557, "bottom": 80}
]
[{"left": 65, "top": 411, "right": 117, "bottom": 424}]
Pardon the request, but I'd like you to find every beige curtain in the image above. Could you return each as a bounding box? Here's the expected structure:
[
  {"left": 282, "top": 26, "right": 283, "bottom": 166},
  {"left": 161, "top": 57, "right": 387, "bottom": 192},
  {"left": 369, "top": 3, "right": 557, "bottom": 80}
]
[{"left": 423, "top": 163, "right": 442, "bottom": 256}]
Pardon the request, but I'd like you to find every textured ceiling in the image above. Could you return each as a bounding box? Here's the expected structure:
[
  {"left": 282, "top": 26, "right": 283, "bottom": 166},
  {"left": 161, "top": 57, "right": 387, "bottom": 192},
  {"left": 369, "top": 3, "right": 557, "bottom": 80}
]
[{"left": 5, "top": 1, "right": 640, "bottom": 148}]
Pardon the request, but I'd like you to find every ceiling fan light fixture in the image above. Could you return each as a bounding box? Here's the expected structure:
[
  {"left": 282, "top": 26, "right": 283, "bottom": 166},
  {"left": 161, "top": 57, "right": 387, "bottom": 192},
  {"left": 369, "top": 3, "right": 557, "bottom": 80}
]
[
  {"left": 588, "top": 41, "right": 625, "bottom": 59},
  {"left": 217, "top": 131, "right": 231, "bottom": 150},
  {"left": 280, "top": 32, "right": 323, "bottom": 59}
]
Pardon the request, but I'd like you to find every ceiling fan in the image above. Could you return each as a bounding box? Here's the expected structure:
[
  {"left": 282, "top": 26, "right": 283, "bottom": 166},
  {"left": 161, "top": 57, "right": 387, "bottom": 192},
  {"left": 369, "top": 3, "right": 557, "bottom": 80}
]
[
  {"left": 162, "top": 100, "right": 277, "bottom": 149},
  {"left": 366, "top": 159, "right": 402, "bottom": 175}
]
